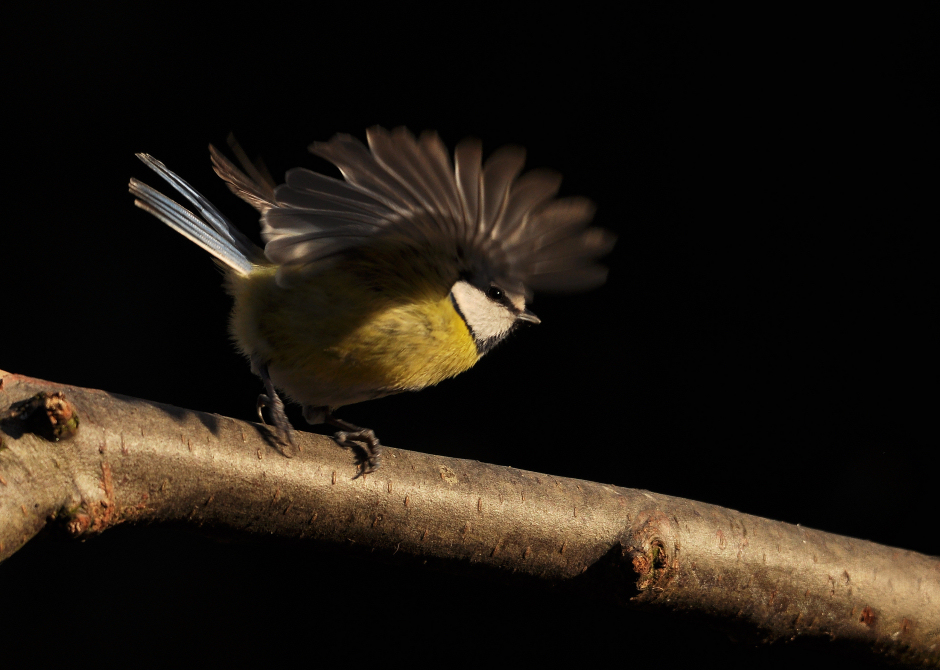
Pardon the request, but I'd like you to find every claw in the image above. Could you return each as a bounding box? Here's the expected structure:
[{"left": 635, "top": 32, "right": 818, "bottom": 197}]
[
  {"left": 329, "top": 416, "right": 383, "bottom": 476},
  {"left": 256, "top": 394, "right": 270, "bottom": 425}
]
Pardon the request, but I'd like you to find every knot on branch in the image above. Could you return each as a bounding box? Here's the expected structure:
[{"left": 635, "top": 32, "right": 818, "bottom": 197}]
[
  {"left": 61, "top": 463, "right": 118, "bottom": 537},
  {"left": 623, "top": 510, "right": 679, "bottom": 593},
  {"left": 1, "top": 392, "right": 80, "bottom": 442}
]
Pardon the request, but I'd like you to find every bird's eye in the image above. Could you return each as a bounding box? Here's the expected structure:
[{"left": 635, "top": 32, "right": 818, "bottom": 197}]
[{"left": 486, "top": 286, "right": 504, "bottom": 301}]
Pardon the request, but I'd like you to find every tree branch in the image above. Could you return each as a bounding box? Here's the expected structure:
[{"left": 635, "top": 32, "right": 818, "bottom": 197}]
[{"left": 1, "top": 370, "right": 936, "bottom": 665}]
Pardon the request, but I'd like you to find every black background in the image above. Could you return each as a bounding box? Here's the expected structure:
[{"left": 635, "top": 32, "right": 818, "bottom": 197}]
[{"left": 3, "top": 6, "right": 933, "bottom": 666}]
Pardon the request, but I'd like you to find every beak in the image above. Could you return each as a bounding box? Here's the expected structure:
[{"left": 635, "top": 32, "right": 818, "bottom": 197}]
[{"left": 516, "top": 309, "right": 541, "bottom": 325}]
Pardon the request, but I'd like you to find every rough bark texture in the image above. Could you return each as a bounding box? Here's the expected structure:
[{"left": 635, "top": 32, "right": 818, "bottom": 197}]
[{"left": 1, "top": 370, "right": 937, "bottom": 665}]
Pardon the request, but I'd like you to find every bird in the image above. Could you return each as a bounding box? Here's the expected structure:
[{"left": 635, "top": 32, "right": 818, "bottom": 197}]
[{"left": 129, "top": 127, "right": 614, "bottom": 475}]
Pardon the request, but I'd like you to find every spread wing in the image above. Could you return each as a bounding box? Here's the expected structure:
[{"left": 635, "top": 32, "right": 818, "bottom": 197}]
[{"left": 211, "top": 126, "right": 614, "bottom": 294}]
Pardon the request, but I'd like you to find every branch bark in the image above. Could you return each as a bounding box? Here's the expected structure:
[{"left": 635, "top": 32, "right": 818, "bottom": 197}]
[{"left": 1, "top": 370, "right": 937, "bottom": 665}]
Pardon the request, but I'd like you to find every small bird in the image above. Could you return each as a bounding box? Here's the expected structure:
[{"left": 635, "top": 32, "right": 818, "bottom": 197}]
[{"left": 129, "top": 127, "right": 614, "bottom": 474}]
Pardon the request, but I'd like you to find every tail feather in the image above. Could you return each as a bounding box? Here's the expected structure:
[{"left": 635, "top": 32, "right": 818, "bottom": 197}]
[{"left": 130, "top": 154, "right": 262, "bottom": 276}]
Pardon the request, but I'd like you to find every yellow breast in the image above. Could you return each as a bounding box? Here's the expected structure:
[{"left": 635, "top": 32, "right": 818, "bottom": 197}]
[{"left": 226, "top": 258, "right": 480, "bottom": 409}]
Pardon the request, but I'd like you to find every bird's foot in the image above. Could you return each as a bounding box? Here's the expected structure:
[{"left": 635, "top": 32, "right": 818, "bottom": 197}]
[
  {"left": 253, "top": 354, "right": 299, "bottom": 459},
  {"left": 256, "top": 392, "right": 297, "bottom": 456},
  {"left": 327, "top": 416, "right": 382, "bottom": 477}
]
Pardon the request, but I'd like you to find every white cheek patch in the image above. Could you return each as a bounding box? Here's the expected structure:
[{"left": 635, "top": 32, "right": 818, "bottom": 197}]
[{"left": 450, "top": 281, "right": 517, "bottom": 343}]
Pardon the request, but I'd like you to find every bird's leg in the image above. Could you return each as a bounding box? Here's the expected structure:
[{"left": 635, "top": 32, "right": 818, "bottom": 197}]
[
  {"left": 254, "top": 359, "right": 297, "bottom": 456},
  {"left": 326, "top": 414, "right": 382, "bottom": 477}
]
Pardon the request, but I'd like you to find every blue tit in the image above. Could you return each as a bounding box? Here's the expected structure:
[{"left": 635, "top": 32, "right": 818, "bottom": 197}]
[{"left": 129, "top": 127, "right": 614, "bottom": 474}]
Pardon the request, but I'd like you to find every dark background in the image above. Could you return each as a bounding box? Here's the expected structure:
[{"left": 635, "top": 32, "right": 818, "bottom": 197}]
[{"left": 3, "top": 6, "right": 933, "bottom": 666}]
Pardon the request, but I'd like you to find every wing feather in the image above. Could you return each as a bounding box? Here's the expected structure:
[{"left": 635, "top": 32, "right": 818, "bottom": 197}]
[
  {"left": 454, "top": 138, "right": 483, "bottom": 245},
  {"left": 478, "top": 145, "right": 526, "bottom": 248},
  {"left": 308, "top": 133, "right": 422, "bottom": 214},
  {"left": 209, "top": 144, "right": 277, "bottom": 213},
  {"left": 210, "top": 127, "right": 613, "bottom": 293}
]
